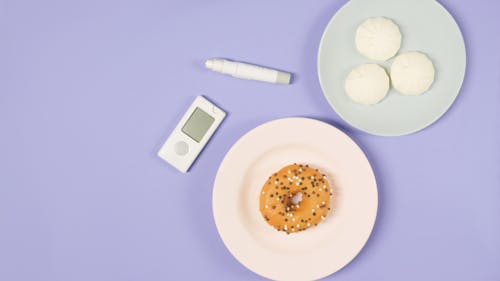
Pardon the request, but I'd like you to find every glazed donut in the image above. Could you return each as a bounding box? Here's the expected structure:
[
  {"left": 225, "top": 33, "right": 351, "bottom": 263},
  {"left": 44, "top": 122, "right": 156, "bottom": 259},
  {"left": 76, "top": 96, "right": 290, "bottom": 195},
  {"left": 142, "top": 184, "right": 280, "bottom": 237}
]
[{"left": 259, "top": 164, "right": 332, "bottom": 234}]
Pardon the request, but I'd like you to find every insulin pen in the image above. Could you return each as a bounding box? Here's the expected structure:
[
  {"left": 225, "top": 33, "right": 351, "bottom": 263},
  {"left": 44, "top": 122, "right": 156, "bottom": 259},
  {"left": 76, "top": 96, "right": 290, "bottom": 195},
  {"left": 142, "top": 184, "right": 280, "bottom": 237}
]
[{"left": 204, "top": 58, "right": 292, "bottom": 85}]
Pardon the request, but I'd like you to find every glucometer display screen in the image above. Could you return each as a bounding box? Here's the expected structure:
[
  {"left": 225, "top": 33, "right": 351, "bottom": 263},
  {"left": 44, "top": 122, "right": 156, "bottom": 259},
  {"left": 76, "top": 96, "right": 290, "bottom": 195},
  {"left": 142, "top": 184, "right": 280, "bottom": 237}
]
[{"left": 181, "top": 107, "right": 215, "bottom": 142}]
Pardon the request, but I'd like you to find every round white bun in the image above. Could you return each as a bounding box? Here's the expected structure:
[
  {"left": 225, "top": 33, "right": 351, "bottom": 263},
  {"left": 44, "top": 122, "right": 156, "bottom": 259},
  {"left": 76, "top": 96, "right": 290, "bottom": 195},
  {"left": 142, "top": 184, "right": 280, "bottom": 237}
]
[
  {"left": 355, "top": 17, "right": 402, "bottom": 61},
  {"left": 390, "top": 51, "right": 435, "bottom": 96},
  {"left": 345, "top": 63, "right": 389, "bottom": 105}
]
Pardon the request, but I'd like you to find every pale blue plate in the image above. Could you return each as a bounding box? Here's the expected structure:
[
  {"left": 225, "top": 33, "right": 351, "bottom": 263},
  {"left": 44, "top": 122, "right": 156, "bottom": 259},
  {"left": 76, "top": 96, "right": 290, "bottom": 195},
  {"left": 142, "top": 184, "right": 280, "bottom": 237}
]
[{"left": 318, "top": 0, "right": 466, "bottom": 136}]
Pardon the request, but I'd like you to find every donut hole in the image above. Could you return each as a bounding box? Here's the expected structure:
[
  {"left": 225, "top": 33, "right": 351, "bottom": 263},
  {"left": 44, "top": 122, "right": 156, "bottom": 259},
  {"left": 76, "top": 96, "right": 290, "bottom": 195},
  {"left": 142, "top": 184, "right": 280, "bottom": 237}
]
[{"left": 288, "top": 192, "right": 303, "bottom": 206}]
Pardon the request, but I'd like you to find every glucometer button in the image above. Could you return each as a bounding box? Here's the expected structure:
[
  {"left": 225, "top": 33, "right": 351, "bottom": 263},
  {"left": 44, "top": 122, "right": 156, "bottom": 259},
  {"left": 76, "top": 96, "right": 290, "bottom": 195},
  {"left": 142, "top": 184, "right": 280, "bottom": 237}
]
[{"left": 174, "top": 141, "right": 189, "bottom": 156}]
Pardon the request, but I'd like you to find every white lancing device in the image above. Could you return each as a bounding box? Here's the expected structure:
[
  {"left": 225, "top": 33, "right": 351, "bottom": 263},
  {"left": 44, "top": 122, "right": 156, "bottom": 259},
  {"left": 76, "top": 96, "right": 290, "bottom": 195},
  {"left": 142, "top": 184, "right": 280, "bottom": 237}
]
[
  {"left": 205, "top": 58, "right": 292, "bottom": 85},
  {"left": 158, "top": 96, "right": 225, "bottom": 173}
]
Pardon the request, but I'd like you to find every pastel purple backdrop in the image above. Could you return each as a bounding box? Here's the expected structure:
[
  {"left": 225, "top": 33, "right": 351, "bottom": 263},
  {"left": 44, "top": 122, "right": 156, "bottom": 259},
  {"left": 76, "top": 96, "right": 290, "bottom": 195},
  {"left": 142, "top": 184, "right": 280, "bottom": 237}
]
[{"left": 1, "top": 0, "right": 499, "bottom": 280}]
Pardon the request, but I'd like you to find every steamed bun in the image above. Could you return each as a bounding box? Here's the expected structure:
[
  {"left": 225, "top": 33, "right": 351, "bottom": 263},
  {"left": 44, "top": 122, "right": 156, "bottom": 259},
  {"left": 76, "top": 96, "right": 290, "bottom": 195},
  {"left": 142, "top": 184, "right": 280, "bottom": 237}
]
[
  {"left": 355, "top": 17, "right": 402, "bottom": 61},
  {"left": 390, "top": 51, "right": 435, "bottom": 96},
  {"left": 345, "top": 63, "right": 389, "bottom": 105}
]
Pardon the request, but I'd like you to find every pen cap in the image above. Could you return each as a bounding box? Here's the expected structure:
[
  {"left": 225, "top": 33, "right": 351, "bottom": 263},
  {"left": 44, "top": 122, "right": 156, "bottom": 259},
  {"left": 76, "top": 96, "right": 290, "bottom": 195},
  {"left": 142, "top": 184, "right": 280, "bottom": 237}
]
[{"left": 276, "top": 72, "right": 291, "bottom": 84}]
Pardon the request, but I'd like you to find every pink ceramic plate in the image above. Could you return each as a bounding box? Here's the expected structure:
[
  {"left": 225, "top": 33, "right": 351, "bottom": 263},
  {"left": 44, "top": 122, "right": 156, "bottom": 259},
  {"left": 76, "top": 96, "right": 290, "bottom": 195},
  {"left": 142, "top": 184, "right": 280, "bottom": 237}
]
[{"left": 212, "top": 118, "right": 377, "bottom": 280}]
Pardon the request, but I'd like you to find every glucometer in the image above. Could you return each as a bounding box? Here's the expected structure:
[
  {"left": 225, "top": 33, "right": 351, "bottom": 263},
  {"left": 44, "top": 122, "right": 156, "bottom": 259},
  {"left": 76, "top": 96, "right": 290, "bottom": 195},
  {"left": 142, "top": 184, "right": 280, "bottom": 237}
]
[{"left": 158, "top": 96, "right": 226, "bottom": 172}]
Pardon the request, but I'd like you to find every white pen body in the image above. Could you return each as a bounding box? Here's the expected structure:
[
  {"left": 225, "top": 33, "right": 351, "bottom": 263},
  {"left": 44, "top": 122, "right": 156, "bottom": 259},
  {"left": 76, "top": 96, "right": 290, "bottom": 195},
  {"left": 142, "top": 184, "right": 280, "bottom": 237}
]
[{"left": 205, "top": 59, "right": 291, "bottom": 84}]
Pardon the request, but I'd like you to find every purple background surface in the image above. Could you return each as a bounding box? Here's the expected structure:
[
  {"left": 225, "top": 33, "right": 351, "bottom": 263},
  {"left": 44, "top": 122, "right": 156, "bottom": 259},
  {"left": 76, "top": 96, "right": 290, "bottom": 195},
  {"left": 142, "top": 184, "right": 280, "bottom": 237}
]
[{"left": 1, "top": 0, "right": 500, "bottom": 280}]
